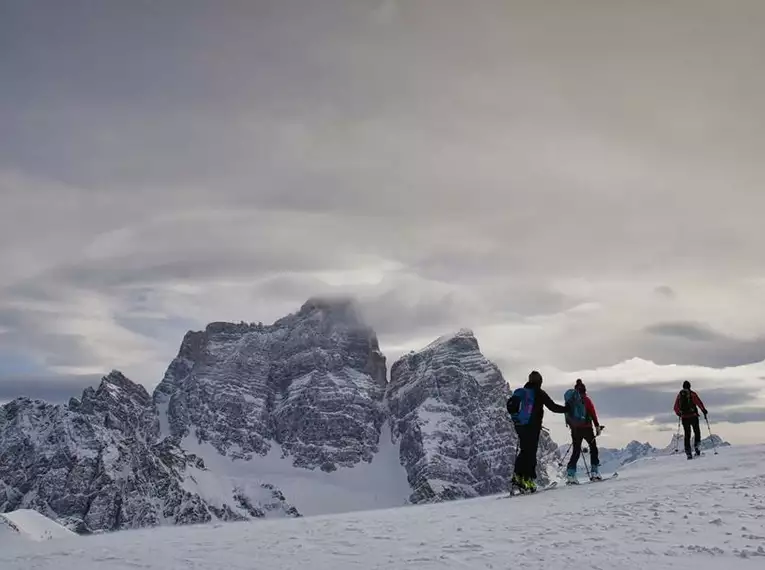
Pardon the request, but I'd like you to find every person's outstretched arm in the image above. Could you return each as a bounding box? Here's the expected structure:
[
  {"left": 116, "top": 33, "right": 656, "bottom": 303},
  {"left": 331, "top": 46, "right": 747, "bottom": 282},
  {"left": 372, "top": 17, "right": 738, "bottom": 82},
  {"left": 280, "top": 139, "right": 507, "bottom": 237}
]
[
  {"left": 692, "top": 391, "right": 708, "bottom": 416},
  {"left": 540, "top": 390, "right": 567, "bottom": 413}
]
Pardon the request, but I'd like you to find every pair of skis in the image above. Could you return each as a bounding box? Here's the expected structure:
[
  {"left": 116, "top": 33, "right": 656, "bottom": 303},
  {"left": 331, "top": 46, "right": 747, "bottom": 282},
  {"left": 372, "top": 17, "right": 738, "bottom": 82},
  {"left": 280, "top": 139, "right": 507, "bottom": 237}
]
[
  {"left": 566, "top": 472, "right": 619, "bottom": 486},
  {"left": 501, "top": 471, "right": 618, "bottom": 499}
]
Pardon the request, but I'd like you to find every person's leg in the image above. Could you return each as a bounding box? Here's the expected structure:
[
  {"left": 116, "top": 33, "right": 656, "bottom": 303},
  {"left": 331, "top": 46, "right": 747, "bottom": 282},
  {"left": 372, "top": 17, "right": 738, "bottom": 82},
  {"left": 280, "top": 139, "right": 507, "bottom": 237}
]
[
  {"left": 567, "top": 428, "right": 583, "bottom": 478},
  {"left": 527, "top": 427, "right": 542, "bottom": 483},
  {"left": 586, "top": 427, "right": 600, "bottom": 468},
  {"left": 513, "top": 426, "right": 528, "bottom": 479},
  {"left": 682, "top": 417, "right": 692, "bottom": 457},
  {"left": 692, "top": 417, "right": 701, "bottom": 455},
  {"left": 582, "top": 427, "right": 600, "bottom": 478}
]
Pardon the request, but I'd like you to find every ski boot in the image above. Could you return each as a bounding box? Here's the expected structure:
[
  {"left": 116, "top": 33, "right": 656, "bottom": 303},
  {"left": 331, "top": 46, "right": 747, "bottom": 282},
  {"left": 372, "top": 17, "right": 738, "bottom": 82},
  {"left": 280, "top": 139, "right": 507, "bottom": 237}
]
[
  {"left": 511, "top": 474, "right": 532, "bottom": 494},
  {"left": 565, "top": 467, "right": 579, "bottom": 485},
  {"left": 695, "top": 447, "right": 701, "bottom": 457},
  {"left": 686, "top": 452, "right": 693, "bottom": 460},
  {"left": 590, "top": 464, "right": 603, "bottom": 481},
  {"left": 525, "top": 478, "right": 537, "bottom": 493}
]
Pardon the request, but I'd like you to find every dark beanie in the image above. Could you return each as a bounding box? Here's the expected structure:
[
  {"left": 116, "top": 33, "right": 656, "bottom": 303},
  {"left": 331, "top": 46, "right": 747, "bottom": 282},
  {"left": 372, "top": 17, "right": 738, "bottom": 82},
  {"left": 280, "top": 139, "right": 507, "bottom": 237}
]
[
  {"left": 683, "top": 380, "right": 691, "bottom": 389},
  {"left": 575, "top": 378, "right": 586, "bottom": 393},
  {"left": 529, "top": 370, "right": 543, "bottom": 385}
]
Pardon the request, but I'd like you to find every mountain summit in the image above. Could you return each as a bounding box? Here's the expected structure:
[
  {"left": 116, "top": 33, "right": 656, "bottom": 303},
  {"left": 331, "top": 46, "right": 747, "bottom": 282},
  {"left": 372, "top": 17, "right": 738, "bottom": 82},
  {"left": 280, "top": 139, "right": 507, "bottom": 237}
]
[{"left": 0, "top": 299, "right": 559, "bottom": 533}]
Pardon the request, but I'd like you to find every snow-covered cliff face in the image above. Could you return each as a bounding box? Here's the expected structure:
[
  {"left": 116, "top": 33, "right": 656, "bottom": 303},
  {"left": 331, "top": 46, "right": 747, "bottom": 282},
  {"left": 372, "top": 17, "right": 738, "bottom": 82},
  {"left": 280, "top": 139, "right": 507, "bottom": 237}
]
[
  {"left": 387, "top": 329, "right": 560, "bottom": 503},
  {"left": 154, "top": 298, "right": 388, "bottom": 472},
  {"left": 1, "top": 297, "right": 564, "bottom": 533},
  {"left": 0, "top": 372, "right": 298, "bottom": 534}
]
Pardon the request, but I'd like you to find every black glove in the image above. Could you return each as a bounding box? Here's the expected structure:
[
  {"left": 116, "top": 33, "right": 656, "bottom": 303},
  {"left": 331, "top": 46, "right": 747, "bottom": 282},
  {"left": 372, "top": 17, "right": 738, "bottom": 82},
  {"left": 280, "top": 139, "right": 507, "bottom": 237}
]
[{"left": 703, "top": 411, "right": 708, "bottom": 419}]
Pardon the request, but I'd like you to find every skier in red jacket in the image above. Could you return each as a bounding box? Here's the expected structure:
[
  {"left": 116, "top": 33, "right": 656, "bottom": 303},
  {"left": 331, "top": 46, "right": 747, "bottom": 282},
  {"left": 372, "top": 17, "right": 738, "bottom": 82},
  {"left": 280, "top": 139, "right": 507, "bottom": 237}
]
[
  {"left": 674, "top": 380, "right": 708, "bottom": 459},
  {"left": 565, "top": 379, "right": 604, "bottom": 483}
]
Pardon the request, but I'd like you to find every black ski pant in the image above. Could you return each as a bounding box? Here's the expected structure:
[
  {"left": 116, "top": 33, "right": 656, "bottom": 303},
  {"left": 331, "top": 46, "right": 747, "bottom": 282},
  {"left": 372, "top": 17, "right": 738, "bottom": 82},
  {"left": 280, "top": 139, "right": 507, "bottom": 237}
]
[
  {"left": 567, "top": 425, "right": 599, "bottom": 470},
  {"left": 682, "top": 416, "right": 701, "bottom": 455},
  {"left": 514, "top": 424, "right": 541, "bottom": 480}
]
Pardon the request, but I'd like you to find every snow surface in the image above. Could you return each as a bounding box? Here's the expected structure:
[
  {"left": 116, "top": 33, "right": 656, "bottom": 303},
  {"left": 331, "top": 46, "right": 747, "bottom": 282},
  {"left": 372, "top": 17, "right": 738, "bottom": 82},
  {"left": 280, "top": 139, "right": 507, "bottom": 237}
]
[
  {"left": 0, "top": 510, "right": 76, "bottom": 543},
  {"left": 180, "top": 420, "right": 412, "bottom": 517},
  {"left": 2, "top": 443, "right": 764, "bottom": 569}
]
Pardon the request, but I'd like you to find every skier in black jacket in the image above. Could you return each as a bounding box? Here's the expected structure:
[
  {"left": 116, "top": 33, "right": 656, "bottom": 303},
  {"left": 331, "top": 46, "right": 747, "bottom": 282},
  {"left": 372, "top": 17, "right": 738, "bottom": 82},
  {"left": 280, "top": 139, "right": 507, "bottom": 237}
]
[{"left": 507, "top": 370, "right": 568, "bottom": 492}]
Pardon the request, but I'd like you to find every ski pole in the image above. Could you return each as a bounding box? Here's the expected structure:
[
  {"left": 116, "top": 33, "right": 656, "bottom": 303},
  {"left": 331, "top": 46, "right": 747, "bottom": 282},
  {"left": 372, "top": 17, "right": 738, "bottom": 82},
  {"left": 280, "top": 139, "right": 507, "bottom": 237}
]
[
  {"left": 558, "top": 441, "right": 573, "bottom": 468},
  {"left": 705, "top": 416, "right": 718, "bottom": 455},
  {"left": 674, "top": 418, "right": 681, "bottom": 454},
  {"left": 581, "top": 450, "right": 591, "bottom": 479}
]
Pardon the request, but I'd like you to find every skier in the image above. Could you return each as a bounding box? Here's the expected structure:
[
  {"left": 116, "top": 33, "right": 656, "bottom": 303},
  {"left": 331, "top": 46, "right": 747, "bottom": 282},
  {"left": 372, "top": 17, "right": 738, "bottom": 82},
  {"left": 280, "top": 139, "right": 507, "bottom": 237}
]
[
  {"left": 674, "top": 380, "right": 708, "bottom": 459},
  {"left": 564, "top": 379, "right": 604, "bottom": 483},
  {"left": 507, "top": 370, "right": 569, "bottom": 493}
]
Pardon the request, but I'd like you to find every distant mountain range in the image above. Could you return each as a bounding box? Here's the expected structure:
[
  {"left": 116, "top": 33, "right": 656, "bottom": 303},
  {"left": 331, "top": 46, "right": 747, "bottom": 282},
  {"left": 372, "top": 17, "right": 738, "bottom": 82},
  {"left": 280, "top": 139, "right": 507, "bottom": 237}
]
[{"left": 559, "top": 433, "right": 730, "bottom": 474}]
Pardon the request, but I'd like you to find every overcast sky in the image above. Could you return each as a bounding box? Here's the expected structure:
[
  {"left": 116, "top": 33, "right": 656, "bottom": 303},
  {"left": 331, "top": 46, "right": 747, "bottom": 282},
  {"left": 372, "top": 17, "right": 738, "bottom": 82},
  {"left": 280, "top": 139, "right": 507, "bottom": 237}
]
[{"left": 2, "top": 0, "right": 764, "bottom": 448}]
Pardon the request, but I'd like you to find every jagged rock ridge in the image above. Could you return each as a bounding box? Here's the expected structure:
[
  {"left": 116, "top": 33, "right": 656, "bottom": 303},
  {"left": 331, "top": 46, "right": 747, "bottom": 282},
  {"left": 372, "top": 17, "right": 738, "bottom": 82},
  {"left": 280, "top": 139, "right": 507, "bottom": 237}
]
[
  {"left": 387, "top": 329, "right": 560, "bottom": 502},
  {"left": 1, "top": 297, "right": 561, "bottom": 533},
  {"left": 564, "top": 434, "right": 732, "bottom": 474},
  {"left": 154, "top": 297, "right": 388, "bottom": 472},
  {"left": 0, "top": 372, "right": 298, "bottom": 534}
]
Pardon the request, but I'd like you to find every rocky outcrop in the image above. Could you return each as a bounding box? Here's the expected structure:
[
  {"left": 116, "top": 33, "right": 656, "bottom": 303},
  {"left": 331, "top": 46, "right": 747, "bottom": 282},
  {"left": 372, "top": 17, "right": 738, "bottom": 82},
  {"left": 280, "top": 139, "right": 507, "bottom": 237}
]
[
  {"left": 154, "top": 297, "right": 388, "bottom": 471},
  {"left": 664, "top": 433, "right": 730, "bottom": 454},
  {"left": 0, "top": 372, "right": 298, "bottom": 534},
  {"left": 387, "top": 329, "right": 559, "bottom": 503},
  {"left": 1, "top": 297, "right": 564, "bottom": 534}
]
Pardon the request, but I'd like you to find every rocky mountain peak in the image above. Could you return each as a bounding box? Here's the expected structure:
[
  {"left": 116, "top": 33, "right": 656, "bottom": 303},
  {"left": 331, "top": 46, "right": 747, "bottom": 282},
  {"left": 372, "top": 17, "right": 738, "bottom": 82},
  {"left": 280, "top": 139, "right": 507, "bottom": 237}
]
[
  {"left": 1, "top": 297, "right": 564, "bottom": 534},
  {"left": 153, "top": 297, "right": 390, "bottom": 471},
  {"left": 298, "top": 295, "right": 360, "bottom": 317},
  {"left": 75, "top": 370, "right": 157, "bottom": 440},
  {"left": 423, "top": 328, "right": 479, "bottom": 352},
  {"left": 386, "top": 330, "right": 557, "bottom": 503}
]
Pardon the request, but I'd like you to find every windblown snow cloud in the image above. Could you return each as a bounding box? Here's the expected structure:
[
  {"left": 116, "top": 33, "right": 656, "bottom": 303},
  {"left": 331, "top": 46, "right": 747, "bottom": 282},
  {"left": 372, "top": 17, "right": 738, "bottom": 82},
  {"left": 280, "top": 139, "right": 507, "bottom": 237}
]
[{"left": 2, "top": 0, "right": 765, "bottom": 445}]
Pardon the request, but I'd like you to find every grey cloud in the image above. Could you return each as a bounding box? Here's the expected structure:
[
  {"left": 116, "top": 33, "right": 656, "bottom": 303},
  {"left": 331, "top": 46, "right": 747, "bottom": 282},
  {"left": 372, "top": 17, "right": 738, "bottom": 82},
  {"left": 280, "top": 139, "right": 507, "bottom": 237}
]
[
  {"left": 654, "top": 286, "right": 676, "bottom": 299},
  {"left": 357, "top": 289, "right": 475, "bottom": 338},
  {"left": 2, "top": 0, "right": 765, "bottom": 388},
  {"left": 645, "top": 321, "right": 722, "bottom": 342},
  {"left": 651, "top": 406, "right": 765, "bottom": 426},
  {"left": 638, "top": 322, "right": 765, "bottom": 368},
  {"left": 701, "top": 407, "right": 765, "bottom": 424},
  {"left": 0, "top": 374, "right": 102, "bottom": 404},
  {"left": 576, "top": 379, "right": 758, "bottom": 420},
  {"left": 552, "top": 320, "right": 765, "bottom": 371}
]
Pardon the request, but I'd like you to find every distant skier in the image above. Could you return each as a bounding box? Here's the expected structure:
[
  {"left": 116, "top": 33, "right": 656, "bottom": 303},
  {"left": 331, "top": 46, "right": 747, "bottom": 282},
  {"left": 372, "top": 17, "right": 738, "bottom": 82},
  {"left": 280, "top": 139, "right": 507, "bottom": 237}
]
[
  {"left": 674, "top": 380, "right": 708, "bottom": 459},
  {"left": 564, "top": 379, "right": 604, "bottom": 483},
  {"left": 507, "top": 370, "right": 569, "bottom": 493}
]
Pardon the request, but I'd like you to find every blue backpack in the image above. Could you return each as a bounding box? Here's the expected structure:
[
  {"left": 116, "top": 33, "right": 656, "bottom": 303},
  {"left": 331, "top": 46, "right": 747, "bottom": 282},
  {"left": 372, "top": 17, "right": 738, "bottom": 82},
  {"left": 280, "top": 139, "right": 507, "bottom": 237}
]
[
  {"left": 507, "top": 387, "right": 535, "bottom": 426},
  {"left": 564, "top": 388, "right": 587, "bottom": 426}
]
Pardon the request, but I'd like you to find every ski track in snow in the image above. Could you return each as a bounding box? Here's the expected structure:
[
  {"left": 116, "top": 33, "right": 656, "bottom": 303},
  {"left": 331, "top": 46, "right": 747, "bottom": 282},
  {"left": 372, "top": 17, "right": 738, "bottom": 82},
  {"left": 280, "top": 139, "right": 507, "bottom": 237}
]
[{"left": 2, "top": 444, "right": 765, "bottom": 569}]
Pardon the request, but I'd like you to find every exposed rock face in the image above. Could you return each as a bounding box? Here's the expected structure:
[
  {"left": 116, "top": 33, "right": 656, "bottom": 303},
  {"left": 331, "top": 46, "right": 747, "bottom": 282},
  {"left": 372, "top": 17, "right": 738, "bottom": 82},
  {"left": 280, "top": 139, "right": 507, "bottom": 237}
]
[
  {"left": 665, "top": 433, "right": 730, "bottom": 454},
  {"left": 0, "top": 297, "right": 565, "bottom": 534},
  {"left": 387, "top": 329, "right": 559, "bottom": 503},
  {"left": 0, "top": 372, "right": 298, "bottom": 534},
  {"left": 154, "top": 297, "right": 388, "bottom": 472}
]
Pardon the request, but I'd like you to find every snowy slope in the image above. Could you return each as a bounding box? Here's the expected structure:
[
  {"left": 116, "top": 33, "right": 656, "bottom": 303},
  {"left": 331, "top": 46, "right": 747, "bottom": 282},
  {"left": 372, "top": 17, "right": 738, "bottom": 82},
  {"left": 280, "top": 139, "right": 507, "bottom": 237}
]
[
  {"left": 1, "top": 443, "right": 763, "bottom": 568},
  {"left": 0, "top": 510, "right": 76, "bottom": 542}
]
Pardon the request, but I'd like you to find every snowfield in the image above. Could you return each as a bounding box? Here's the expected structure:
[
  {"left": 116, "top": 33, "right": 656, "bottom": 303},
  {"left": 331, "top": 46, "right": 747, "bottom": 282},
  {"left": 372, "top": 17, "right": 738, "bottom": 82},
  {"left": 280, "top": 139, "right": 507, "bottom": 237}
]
[
  {"left": 1, "top": 443, "right": 764, "bottom": 569},
  {"left": 0, "top": 510, "right": 76, "bottom": 542}
]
